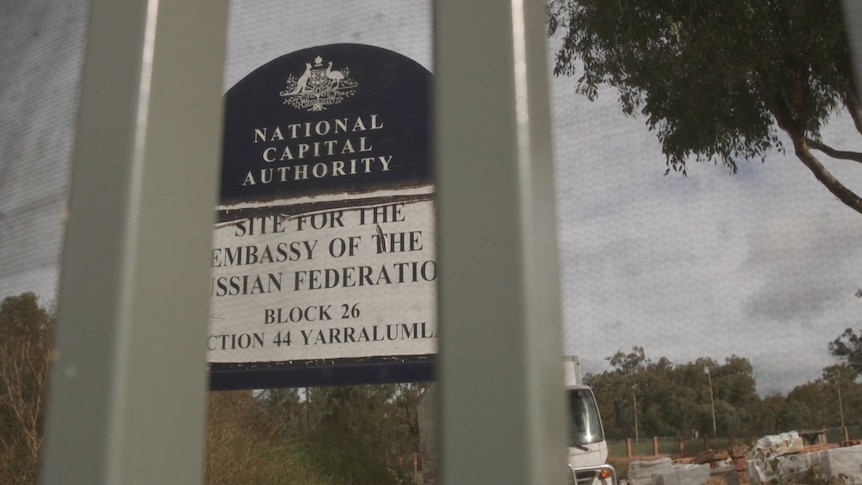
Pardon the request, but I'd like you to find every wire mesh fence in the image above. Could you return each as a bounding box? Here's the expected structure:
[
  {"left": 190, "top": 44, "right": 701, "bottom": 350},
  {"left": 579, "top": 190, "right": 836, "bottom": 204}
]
[{"left": 609, "top": 425, "right": 862, "bottom": 460}]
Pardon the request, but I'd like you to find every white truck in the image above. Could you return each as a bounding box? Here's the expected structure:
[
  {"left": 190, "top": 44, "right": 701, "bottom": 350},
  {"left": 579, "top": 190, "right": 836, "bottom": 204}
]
[{"left": 564, "top": 355, "right": 617, "bottom": 485}]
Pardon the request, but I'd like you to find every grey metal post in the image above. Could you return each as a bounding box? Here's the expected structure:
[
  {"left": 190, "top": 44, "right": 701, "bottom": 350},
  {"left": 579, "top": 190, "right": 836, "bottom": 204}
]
[
  {"left": 845, "top": 2, "right": 862, "bottom": 95},
  {"left": 40, "top": 0, "right": 227, "bottom": 483},
  {"left": 435, "top": 0, "right": 566, "bottom": 483}
]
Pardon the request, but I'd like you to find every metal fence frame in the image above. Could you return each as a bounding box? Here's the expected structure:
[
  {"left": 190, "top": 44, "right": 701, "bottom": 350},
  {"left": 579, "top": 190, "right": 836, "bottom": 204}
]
[{"left": 38, "top": 1, "right": 862, "bottom": 484}]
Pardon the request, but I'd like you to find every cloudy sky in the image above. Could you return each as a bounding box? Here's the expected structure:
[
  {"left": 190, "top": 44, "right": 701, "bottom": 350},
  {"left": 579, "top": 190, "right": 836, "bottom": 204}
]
[
  {"left": 4, "top": 0, "right": 862, "bottom": 396},
  {"left": 552, "top": 75, "right": 862, "bottom": 395}
]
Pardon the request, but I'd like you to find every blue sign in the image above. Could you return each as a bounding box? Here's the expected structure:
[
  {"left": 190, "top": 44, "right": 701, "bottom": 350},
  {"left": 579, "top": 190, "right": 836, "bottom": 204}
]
[{"left": 220, "top": 43, "right": 431, "bottom": 203}]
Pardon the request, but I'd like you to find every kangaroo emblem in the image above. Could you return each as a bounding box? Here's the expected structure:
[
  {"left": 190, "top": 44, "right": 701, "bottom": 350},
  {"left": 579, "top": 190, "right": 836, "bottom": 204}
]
[{"left": 289, "top": 63, "right": 312, "bottom": 94}]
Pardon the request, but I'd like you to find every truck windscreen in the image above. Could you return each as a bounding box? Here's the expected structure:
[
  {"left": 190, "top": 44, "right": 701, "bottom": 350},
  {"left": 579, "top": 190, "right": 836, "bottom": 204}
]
[{"left": 568, "top": 389, "right": 604, "bottom": 447}]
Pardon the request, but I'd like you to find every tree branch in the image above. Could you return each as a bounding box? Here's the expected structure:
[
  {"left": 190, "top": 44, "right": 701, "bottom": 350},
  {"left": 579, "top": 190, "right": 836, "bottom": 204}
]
[
  {"left": 794, "top": 137, "right": 862, "bottom": 215},
  {"left": 804, "top": 138, "right": 862, "bottom": 164},
  {"left": 769, "top": 104, "right": 862, "bottom": 215},
  {"left": 844, "top": 93, "right": 862, "bottom": 136}
]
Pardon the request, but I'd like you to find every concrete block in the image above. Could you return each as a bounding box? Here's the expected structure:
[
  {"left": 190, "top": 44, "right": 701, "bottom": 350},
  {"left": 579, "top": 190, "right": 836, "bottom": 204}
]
[
  {"left": 629, "top": 457, "right": 673, "bottom": 480},
  {"left": 818, "top": 445, "right": 862, "bottom": 483},
  {"left": 654, "top": 465, "right": 710, "bottom": 485}
]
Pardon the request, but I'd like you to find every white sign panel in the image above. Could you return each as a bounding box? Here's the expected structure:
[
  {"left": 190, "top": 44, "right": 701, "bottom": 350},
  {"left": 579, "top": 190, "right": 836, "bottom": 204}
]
[{"left": 209, "top": 193, "right": 437, "bottom": 362}]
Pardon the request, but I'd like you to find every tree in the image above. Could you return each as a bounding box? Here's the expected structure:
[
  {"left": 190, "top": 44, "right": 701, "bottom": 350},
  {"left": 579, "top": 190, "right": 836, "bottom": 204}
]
[
  {"left": 588, "top": 347, "right": 650, "bottom": 439},
  {"left": 608, "top": 346, "right": 647, "bottom": 376},
  {"left": 257, "top": 387, "right": 306, "bottom": 436},
  {"left": 0, "top": 293, "right": 54, "bottom": 485},
  {"left": 587, "top": 350, "right": 767, "bottom": 439},
  {"left": 585, "top": 367, "right": 636, "bottom": 439},
  {"left": 822, "top": 362, "right": 858, "bottom": 385},
  {"left": 780, "top": 381, "right": 831, "bottom": 429},
  {"left": 709, "top": 356, "right": 762, "bottom": 435},
  {"left": 751, "top": 394, "right": 785, "bottom": 436},
  {"left": 206, "top": 384, "right": 430, "bottom": 485},
  {"left": 547, "top": 0, "right": 862, "bottom": 215},
  {"left": 828, "top": 328, "right": 862, "bottom": 376}
]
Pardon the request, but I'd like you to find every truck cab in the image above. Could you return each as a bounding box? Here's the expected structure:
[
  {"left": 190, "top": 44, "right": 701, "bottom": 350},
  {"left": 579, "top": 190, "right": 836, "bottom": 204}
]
[{"left": 564, "top": 356, "right": 616, "bottom": 485}]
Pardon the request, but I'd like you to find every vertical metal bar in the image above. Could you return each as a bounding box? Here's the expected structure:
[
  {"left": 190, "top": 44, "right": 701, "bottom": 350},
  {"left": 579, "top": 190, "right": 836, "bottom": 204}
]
[
  {"left": 40, "top": 0, "right": 227, "bottom": 483},
  {"left": 435, "top": 0, "right": 566, "bottom": 483},
  {"left": 842, "top": 3, "right": 861, "bottom": 447},
  {"left": 844, "top": 1, "right": 862, "bottom": 95}
]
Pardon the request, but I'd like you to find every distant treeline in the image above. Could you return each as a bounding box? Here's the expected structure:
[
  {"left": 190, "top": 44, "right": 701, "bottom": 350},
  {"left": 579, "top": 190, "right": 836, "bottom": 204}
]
[{"left": 586, "top": 346, "right": 862, "bottom": 441}]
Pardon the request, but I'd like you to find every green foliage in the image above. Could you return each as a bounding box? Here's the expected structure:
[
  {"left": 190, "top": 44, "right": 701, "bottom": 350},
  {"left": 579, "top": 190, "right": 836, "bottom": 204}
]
[
  {"left": 822, "top": 362, "right": 858, "bottom": 385},
  {"left": 829, "top": 328, "right": 862, "bottom": 376},
  {"left": 778, "top": 371, "right": 862, "bottom": 431},
  {"left": 587, "top": 349, "right": 773, "bottom": 440},
  {"left": 298, "top": 439, "right": 410, "bottom": 485},
  {"left": 548, "top": 0, "right": 862, "bottom": 214},
  {"left": 608, "top": 346, "right": 647, "bottom": 375},
  {"left": 204, "top": 390, "right": 328, "bottom": 485},
  {"left": 206, "top": 383, "right": 430, "bottom": 485},
  {"left": 590, "top": 342, "right": 862, "bottom": 449}
]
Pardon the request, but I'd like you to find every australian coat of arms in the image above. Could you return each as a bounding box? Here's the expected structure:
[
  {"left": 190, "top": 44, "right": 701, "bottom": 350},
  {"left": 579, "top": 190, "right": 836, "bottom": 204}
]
[{"left": 279, "top": 56, "right": 358, "bottom": 111}]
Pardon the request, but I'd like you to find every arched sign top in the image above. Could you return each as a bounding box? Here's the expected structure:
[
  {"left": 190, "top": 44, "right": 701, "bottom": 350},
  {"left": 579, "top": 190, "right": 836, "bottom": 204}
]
[{"left": 221, "top": 43, "right": 433, "bottom": 205}]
